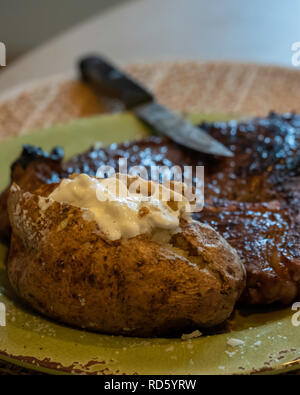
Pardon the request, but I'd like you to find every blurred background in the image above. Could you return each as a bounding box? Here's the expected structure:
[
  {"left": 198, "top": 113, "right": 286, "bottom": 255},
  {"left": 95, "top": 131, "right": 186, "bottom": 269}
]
[
  {"left": 1, "top": 0, "right": 300, "bottom": 90},
  {"left": 1, "top": 0, "right": 130, "bottom": 62}
]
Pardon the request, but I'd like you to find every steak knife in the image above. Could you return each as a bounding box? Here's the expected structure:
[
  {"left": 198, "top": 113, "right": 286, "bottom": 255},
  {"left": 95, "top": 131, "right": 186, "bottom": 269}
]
[{"left": 79, "top": 55, "right": 233, "bottom": 157}]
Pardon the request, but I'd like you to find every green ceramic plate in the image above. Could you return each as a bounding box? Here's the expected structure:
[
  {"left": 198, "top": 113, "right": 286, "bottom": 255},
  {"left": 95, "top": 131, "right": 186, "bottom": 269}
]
[{"left": 0, "top": 113, "right": 299, "bottom": 375}]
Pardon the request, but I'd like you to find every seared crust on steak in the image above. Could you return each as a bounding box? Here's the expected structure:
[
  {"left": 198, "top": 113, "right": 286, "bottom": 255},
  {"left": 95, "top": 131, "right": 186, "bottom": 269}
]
[
  {"left": 198, "top": 203, "right": 300, "bottom": 304},
  {"left": 0, "top": 145, "right": 65, "bottom": 240}
]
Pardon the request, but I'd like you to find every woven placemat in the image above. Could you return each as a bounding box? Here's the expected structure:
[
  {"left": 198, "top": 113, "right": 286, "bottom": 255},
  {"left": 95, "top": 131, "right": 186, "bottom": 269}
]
[
  {"left": 2, "top": 61, "right": 300, "bottom": 140},
  {"left": 1, "top": 60, "right": 300, "bottom": 375}
]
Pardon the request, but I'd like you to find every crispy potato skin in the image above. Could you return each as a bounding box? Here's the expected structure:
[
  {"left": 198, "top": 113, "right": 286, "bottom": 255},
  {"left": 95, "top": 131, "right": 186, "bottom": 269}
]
[{"left": 7, "top": 184, "right": 246, "bottom": 337}]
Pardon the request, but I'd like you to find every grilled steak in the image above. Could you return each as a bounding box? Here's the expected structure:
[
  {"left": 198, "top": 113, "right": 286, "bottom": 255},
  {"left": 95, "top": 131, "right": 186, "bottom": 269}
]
[
  {"left": 1, "top": 112, "right": 300, "bottom": 305},
  {"left": 0, "top": 146, "right": 65, "bottom": 241}
]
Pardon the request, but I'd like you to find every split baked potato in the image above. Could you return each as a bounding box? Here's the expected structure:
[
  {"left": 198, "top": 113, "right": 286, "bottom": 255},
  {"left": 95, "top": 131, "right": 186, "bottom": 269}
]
[{"left": 7, "top": 180, "right": 246, "bottom": 337}]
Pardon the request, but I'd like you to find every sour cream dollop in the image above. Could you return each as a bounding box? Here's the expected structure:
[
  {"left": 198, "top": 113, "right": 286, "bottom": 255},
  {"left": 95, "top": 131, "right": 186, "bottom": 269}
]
[{"left": 43, "top": 174, "right": 192, "bottom": 241}]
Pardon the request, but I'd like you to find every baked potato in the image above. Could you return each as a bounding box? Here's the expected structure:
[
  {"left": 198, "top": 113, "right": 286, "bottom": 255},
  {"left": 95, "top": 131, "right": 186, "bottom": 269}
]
[{"left": 7, "top": 177, "right": 246, "bottom": 337}]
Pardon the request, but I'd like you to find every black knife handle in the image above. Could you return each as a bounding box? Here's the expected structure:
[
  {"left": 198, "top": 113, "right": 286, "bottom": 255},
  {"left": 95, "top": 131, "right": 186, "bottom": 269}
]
[{"left": 79, "top": 55, "right": 153, "bottom": 109}]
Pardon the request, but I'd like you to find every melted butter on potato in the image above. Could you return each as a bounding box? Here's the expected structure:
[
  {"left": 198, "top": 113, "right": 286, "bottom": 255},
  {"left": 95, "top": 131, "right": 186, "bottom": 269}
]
[{"left": 40, "top": 174, "right": 192, "bottom": 241}]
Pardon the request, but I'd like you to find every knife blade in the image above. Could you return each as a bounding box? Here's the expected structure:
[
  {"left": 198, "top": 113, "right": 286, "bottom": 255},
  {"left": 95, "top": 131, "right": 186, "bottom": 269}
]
[{"left": 79, "top": 55, "right": 233, "bottom": 157}]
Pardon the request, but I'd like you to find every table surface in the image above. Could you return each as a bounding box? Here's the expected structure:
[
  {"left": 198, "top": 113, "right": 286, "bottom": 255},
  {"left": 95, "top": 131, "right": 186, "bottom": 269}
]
[{"left": 1, "top": 0, "right": 300, "bottom": 93}]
